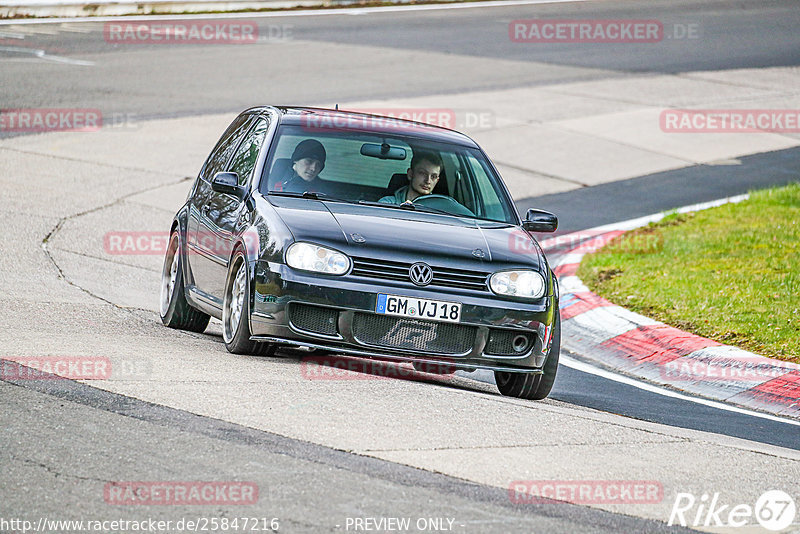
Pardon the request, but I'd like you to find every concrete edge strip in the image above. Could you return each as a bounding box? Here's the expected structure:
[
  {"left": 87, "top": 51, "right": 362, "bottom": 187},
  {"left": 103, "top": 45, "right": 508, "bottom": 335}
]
[
  {"left": 0, "top": 0, "right": 588, "bottom": 25},
  {"left": 541, "top": 195, "right": 800, "bottom": 421},
  {"left": 0, "top": 359, "right": 696, "bottom": 533}
]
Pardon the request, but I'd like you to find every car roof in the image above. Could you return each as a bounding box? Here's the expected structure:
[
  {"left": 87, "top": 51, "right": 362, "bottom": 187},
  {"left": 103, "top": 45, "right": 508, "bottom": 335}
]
[{"left": 245, "top": 106, "right": 480, "bottom": 148}]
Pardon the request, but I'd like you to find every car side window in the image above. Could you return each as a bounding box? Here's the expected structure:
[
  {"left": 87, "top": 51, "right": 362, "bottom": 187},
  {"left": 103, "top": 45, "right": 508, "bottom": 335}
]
[
  {"left": 462, "top": 152, "right": 512, "bottom": 221},
  {"left": 228, "top": 118, "right": 270, "bottom": 186},
  {"left": 201, "top": 114, "right": 254, "bottom": 182}
]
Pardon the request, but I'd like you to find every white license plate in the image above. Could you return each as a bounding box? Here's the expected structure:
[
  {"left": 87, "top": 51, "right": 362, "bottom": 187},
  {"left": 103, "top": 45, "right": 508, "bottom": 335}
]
[{"left": 375, "top": 294, "right": 462, "bottom": 323}]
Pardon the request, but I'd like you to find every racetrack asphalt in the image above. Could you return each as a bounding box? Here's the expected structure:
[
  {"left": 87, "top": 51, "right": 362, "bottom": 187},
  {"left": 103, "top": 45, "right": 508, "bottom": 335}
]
[{"left": 1, "top": 1, "right": 799, "bottom": 531}]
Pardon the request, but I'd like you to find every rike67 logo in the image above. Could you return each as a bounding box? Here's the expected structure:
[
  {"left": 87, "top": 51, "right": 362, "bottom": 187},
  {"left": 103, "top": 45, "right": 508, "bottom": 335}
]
[{"left": 669, "top": 490, "right": 796, "bottom": 531}]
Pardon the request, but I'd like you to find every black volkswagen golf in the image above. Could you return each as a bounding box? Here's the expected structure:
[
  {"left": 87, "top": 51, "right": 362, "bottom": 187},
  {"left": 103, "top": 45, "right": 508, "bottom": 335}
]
[{"left": 160, "top": 106, "right": 561, "bottom": 400}]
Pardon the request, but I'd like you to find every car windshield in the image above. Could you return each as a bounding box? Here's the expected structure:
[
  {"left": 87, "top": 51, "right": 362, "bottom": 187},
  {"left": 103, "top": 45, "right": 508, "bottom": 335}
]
[{"left": 259, "top": 124, "right": 518, "bottom": 224}]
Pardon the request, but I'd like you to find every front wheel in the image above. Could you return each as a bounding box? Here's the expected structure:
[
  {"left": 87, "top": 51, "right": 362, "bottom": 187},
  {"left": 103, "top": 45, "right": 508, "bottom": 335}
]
[
  {"left": 494, "top": 309, "right": 561, "bottom": 400},
  {"left": 222, "top": 249, "right": 276, "bottom": 356},
  {"left": 160, "top": 230, "right": 210, "bottom": 333}
]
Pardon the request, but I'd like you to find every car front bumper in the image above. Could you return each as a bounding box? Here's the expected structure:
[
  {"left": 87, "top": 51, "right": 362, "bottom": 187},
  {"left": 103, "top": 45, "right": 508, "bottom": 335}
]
[{"left": 249, "top": 261, "right": 558, "bottom": 372}]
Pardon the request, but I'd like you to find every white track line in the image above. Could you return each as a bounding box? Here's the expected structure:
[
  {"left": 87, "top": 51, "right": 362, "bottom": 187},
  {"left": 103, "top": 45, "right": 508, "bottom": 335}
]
[
  {"left": 560, "top": 355, "right": 800, "bottom": 427},
  {"left": 6, "top": 24, "right": 58, "bottom": 33},
  {"left": 59, "top": 22, "right": 95, "bottom": 32},
  {"left": 0, "top": 45, "right": 94, "bottom": 65},
  {"left": 0, "top": 0, "right": 588, "bottom": 25},
  {"left": 540, "top": 194, "right": 750, "bottom": 252},
  {"left": 459, "top": 357, "right": 799, "bottom": 426},
  {"left": 583, "top": 194, "right": 751, "bottom": 235}
]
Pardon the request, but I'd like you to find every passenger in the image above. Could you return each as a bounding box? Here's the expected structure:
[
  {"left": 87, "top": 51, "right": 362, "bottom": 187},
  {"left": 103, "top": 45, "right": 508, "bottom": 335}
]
[
  {"left": 273, "top": 139, "right": 327, "bottom": 193},
  {"left": 379, "top": 150, "right": 443, "bottom": 204}
]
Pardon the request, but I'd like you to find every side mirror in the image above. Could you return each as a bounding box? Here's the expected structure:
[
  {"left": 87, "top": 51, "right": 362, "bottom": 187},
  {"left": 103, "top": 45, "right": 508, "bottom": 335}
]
[
  {"left": 211, "top": 172, "right": 247, "bottom": 200},
  {"left": 522, "top": 209, "right": 558, "bottom": 233}
]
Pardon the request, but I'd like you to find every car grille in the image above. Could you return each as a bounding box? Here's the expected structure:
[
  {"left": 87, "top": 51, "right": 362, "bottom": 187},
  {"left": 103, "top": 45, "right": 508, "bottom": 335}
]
[
  {"left": 350, "top": 257, "right": 489, "bottom": 292},
  {"left": 485, "top": 329, "right": 535, "bottom": 356},
  {"left": 289, "top": 304, "right": 339, "bottom": 336},
  {"left": 351, "top": 313, "right": 475, "bottom": 355}
]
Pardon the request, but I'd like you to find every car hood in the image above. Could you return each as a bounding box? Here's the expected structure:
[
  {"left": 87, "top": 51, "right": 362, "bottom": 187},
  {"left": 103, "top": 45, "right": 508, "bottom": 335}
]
[{"left": 269, "top": 197, "right": 544, "bottom": 271}]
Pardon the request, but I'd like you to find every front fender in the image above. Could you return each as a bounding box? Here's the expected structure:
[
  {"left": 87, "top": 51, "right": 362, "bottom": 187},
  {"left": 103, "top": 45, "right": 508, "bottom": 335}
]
[{"left": 169, "top": 203, "right": 195, "bottom": 289}]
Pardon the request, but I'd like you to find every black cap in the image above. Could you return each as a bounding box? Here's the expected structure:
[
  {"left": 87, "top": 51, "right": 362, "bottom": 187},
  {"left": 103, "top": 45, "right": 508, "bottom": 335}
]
[{"left": 292, "top": 139, "right": 326, "bottom": 169}]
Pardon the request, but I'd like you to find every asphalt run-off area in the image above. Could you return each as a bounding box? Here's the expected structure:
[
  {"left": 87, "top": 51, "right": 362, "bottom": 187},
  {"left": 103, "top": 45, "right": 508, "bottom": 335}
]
[{"left": 1, "top": 1, "right": 799, "bottom": 533}]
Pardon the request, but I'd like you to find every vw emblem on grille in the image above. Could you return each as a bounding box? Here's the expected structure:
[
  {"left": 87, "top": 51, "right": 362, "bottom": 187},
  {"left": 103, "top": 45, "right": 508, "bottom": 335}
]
[{"left": 409, "top": 262, "right": 433, "bottom": 286}]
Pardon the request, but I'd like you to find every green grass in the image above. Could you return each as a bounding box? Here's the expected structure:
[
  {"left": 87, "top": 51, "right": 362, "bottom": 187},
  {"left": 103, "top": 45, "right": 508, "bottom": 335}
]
[{"left": 577, "top": 183, "right": 800, "bottom": 364}]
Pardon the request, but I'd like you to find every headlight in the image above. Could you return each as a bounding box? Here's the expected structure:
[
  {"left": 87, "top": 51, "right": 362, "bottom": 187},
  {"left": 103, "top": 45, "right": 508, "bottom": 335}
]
[
  {"left": 286, "top": 242, "right": 350, "bottom": 275},
  {"left": 489, "top": 270, "right": 546, "bottom": 299}
]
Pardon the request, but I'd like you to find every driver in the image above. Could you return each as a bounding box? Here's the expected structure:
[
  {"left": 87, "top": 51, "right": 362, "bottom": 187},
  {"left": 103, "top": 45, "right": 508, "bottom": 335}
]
[{"left": 379, "top": 150, "right": 443, "bottom": 204}]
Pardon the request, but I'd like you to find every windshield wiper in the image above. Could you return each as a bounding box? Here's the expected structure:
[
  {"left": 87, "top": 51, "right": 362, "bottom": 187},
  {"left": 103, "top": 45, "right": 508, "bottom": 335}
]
[
  {"left": 271, "top": 194, "right": 470, "bottom": 219},
  {"left": 357, "top": 200, "right": 414, "bottom": 209},
  {"left": 357, "top": 200, "right": 467, "bottom": 218},
  {"left": 402, "top": 203, "right": 459, "bottom": 217},
  {"left": 267, "top": 191, "right": 347, "bottom": 202}
]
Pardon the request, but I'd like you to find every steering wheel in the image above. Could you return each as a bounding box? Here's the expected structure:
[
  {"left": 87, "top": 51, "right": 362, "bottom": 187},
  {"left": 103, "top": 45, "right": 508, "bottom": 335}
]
[
  {"left": 414, "top": 194, "right": 474, "bottom": 216},
  {"left": 414, "top": 194, "right": 455, "bottom": 203}
]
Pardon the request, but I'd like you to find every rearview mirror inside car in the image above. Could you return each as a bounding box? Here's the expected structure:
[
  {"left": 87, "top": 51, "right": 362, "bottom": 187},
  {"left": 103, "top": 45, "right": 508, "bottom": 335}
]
[
  {"left": 522, "top": 209, "right": 558, "bottom": 233},
  {"left": 361, "top": 143, "right": 407, "bottom": 160}
]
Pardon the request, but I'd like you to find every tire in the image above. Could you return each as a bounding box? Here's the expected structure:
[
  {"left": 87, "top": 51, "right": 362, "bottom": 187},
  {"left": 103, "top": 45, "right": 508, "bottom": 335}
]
[
  {"left": 160, "top": 230, "right": 211, "bottom": 333},
  {"left": 222, "top": 249, "right": 276, "bottom": 356},
  {"left": 494, "top": 309, "right": 561, "bottom": 400}
]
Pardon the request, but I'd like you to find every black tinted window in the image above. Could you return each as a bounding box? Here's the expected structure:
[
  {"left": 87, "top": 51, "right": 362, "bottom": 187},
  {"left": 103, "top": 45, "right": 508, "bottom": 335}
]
[
  {"left": 201, "top": 114, "right": 253, "bottom": 181},
  {"left": 228, "top": 118, "right": 270, "bottom": 186},
  {"left": 261, "top": 125, "right": 517, "bottom": 223}
]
